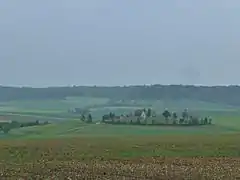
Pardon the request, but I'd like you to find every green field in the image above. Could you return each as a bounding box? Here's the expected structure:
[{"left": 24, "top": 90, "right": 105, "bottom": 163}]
[
  {"left": 0, "top": 97, "right": 240, "bottom": 178},
  {"left": 1, "top": 115, "right": 238, "bottom": 139},
  {"left": 1, "top": 117, "right": 240, "bottom": 158},
  {"left": 0, "top": 96, "right": 239, "bottom": 121},
  {"left": 0, "top": 96, "right": 240, "bottom": 140}
]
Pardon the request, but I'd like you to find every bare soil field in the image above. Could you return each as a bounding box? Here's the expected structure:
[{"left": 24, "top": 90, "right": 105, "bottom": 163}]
[
  {"left": 1, "top": 157, "right": 240, "bottom": 179},
  {"left": 0, "top": 134, "right": 240, "bottom": 179}
]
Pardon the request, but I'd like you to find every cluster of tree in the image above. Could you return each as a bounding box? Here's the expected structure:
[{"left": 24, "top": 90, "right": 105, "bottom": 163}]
[
  {"left": 101, "top": 109, "right": 151, "bottom": 124},
  {"left": 162, "top": 109, "right": 212, "bottom": 125},
  {"left": 101, "top": 109, "right": 207, "bottom": 126},
  {"left": 101, "top": 108, "right": 212, "bottom": 126},
  {"left": 1, "top": 85, "right": 240, "bottom": 106},
  {"left": 81, "top": 114, "right": 92, "bottom": 123},
  {"left": 102, "top": 112, "right": 121, "bottom": 123},
  {"left": 134, "top": 108, "right": 155, "bottom": 117},
  {"left": 0, "top": 120, "right": 50, "bottom": 134}
]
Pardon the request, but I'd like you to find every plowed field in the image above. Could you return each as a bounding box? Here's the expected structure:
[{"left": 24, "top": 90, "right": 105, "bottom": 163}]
[
  {"left": 0, "top": 134, "right": 240, "bottom": 179},
  {"left": 1, "top": 158, "right": 240, "bottom": 179}
]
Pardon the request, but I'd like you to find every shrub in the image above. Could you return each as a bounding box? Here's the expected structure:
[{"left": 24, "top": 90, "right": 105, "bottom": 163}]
[{"left": 2, "top": 125, "right": 11, "bottom": 134}]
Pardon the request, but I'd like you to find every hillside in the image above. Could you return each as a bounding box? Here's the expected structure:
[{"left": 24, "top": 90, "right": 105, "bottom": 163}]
[{"left": 0, "top": 85, "right": 240, "bottom": 106}]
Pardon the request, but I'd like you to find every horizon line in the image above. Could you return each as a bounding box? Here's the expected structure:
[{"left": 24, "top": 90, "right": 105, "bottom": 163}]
[{"left": 1, "top": 84, "right": 240, "bottom": 88}]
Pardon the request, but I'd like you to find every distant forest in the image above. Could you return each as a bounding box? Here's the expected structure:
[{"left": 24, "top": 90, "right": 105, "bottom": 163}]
[{"left": 0, "top": 85, "right": 240, "bottom": 106}]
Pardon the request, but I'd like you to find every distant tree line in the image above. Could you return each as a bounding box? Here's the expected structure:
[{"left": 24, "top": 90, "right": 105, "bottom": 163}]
[
  {"left": 0, "top": 120, "right": 50, "bottom": 134},
  {"left": 100, "top": 108, "right": 212, "bottom": 126},
  {"left": 1, "top": 85, "right": 240, "bottom": 106}
]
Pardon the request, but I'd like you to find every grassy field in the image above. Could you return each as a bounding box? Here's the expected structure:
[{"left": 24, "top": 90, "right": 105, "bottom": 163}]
[
  {"left": 0, "top": 98, "right": 240, "bottom": 179},
  {"left": 0, "top": 130, "right": 240, "bottom": 179},
  {"left": 0, "top": 96, "right": 239, "bottom": 120}
]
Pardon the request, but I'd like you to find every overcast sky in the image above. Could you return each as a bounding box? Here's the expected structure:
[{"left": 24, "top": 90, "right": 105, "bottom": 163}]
[{"left": 0, "top": 0, "right": 240, "bottom": 87}]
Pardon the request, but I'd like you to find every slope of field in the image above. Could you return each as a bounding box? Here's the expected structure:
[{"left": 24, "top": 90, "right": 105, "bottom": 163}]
[
  {"left": 0, "top": 97, "right": 110, "bottom": 111},
  {"left": 0, "top": 97, "right": 110, "bottom": 122},
  {"left": 1, "top": 97, "right": 239, "bottom": 122},
  {"left": 0, "top": 115, "right": 239, "bottom": 178},
  {"left": 0, "top": 130, "right": 240, "bottom": 179},
  {"left": 0, "top": 98, "right": 240, "bottom": 179}
]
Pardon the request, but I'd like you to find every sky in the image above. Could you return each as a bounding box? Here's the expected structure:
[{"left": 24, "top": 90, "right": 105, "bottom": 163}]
[{"left": 0, "top": 0, "right": 240, "bottom": 87}]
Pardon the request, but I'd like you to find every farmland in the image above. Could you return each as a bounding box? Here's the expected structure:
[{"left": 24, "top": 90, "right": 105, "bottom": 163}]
[{"left": 0, "top": 96, "right": 240, "bottom": 179}]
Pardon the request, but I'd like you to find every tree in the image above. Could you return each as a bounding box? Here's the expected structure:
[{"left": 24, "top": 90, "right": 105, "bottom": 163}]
[
  {"left": 162, "top": 109, "right": 171, "bottom": 124},
  {"left": 87, "top": 113, "right": 92, "bottom": 123},
  {"left": 81, "top": 114, "right": 86, "bottom": 122},
  {"left": 182, "top": 109, "right": 189, "bottom": 122},
  {"left": 147, "top": 108, "right": 151, "bottom": 117},
  {"left": 109, "top": 112, "right": 115, "bottom": 122},
  {"left": 102, "top": 115, "right": 107, "bottom": 122},
  {"left": 204, "top": 117, "right": 208, "bottom": 125},
  {"left": 134, "top": 109, "right": 143, "bottom": 117},
  {"left": 172, "top": 112, "right": 177, "bottom": 124},
  {"left": 179, "top": 118, "right": 184, "bottom": 124},
  {"left": 208, "top": 117, "right": 212, "bottom": 124}
]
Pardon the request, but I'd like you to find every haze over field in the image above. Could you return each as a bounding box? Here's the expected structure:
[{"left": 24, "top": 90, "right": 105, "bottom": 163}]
[{"left": 1, "top": 0, "right": 240, "bottom": 87}]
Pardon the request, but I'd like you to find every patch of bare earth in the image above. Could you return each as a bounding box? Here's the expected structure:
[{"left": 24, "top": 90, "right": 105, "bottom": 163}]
[{"left": 0, "top": 157, "right": 240, "bottom": 179}]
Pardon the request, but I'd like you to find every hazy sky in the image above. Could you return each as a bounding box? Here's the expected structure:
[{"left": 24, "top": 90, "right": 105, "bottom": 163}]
[{"left": 1, "top": 0, "right": 240, "bottom": 87}]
